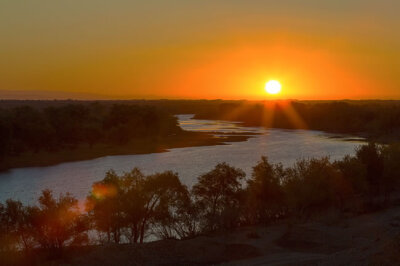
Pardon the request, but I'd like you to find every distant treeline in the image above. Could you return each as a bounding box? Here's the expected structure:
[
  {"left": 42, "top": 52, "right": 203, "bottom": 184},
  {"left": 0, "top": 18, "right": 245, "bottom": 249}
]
[
  {"left": 1, "top": 143, "right": 400, "bottom": 263},
  {"left": 3, "top": 99, "right": 400, "bottom": 143},
  {"left": 0, "top": 99, "right": 235, "bottom": 114},
  {"left": 0, "top": 103, "right": 181, "bottom": 159},
  {"left": 194, "top": 100, "right": 400, "bottom": 141}
]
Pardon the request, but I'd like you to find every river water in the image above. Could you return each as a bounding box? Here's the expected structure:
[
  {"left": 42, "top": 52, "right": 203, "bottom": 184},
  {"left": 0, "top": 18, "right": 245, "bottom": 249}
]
[{"left": 0, "top": 115, "right": 365, "bottom": 204}]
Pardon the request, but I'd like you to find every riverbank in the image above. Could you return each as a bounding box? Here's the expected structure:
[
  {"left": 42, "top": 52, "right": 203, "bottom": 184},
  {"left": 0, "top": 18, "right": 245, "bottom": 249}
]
[
  {"left": 192, "top": 100, "right": 400, "bottom": 145},
  {"left": 3, "top": 203, "right": 399, "bottom": 265},
  {"left": 50, "top": 204, "right": 400, "bottom": 266},
  {"left": 0, "top": 131, "right": 250, "bottom": 172}
]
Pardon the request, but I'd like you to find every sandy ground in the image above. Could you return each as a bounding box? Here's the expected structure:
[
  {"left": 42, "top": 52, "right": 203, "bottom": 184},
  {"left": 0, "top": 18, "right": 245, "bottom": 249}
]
[{"left": 64, "top": 205, "right": 400, "bottom": 266}]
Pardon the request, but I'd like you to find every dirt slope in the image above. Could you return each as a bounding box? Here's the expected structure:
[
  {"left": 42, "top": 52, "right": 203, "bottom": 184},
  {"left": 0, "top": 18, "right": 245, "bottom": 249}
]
[{"left": 64, "top": 206, "right": 400, "bottom": 266}]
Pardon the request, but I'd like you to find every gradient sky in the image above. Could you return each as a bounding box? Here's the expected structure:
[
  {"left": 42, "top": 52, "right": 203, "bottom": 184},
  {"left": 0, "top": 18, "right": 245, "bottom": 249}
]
[{"left": 1, "top": 1, "right": 399, "bottom": 100}]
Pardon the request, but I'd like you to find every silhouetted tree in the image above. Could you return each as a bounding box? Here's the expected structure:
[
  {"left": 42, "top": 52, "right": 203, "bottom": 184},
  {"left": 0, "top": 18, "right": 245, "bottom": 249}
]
[
  {"left": 381, "top": 144, "right": 400, "bottom": 197},
  {"left": 136, "top": 171, "right": 187, "bottom": 243},
  {"left": 151, "top": 181, "right": 199, "bottom": 240},
  {"left": 334, "top": 155, "right": 368, "bottom": 196},
  {"left": 2, "top": 200, "right": 36, "bottom": 252},
  {"left": 0, "top": 202, "right": 12, "bottom": 252},
  {"left": 30, "top": 190, "right": 88, "bottom": 254},
  {"left": 192, "top": 163, "right": 246, "bottom": 232},
  {"left": 86, "top": 170, "right": 124, "bottom": 244},
  {"left": 284, "top": 157, "right": 346, "bottom": 215},
  {"left": 245, "top": 157, "right": 286, "bottom": 223},
  {"left": 87, "top": 168, "right": 189, "bottom": 243},
  {"left": 117, "top": 168, "right": 146, "bottom": 243},
  {"left": 356, "top": 143, "right": 384, "bottom": 196}
]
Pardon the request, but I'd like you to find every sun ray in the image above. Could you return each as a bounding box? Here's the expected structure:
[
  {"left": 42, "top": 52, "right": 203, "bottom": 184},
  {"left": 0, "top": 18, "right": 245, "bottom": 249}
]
[{"left": 280, "top": 101, "right": 308, "bottom": 129}]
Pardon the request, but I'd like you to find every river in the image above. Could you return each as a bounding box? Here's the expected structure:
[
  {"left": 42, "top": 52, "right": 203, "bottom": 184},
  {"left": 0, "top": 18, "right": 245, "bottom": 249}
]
[{"left": 0, "top": 115, "right": 365, "bottom": 204}]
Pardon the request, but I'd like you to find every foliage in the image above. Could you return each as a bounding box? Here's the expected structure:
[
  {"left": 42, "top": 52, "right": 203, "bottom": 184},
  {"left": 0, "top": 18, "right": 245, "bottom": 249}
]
[
  {"left": 192, "top": 163, "right": 246, "bottom": 231},
  {"left": 194, "top": 100, "right": 400, "bottom": 140},
  {"left": 334, "top": 155, "right": 368, "bottom": 196},
  {"left": 245, "top": 157, "right": 286, "bottom": 223},
  {"left": 2, "top": 142, "right": 400, "bottom": 260},
  {"left": 87, "top": 168, "right": 190, "bottom": 243},
  {"left": 355, "top": 143, "right": 384, "bottom": 195},
  {"left": 30, "top": 190, "right": 88, "bottom": 252},
  {"left": 284, "top": 157, "right": 350, "bottom": 214},
  {"left": 0, "top": 103, "right": 180, "bottom": 158},
  {"left": 0, "top": 199, "right": 36, "bottom": 252}
]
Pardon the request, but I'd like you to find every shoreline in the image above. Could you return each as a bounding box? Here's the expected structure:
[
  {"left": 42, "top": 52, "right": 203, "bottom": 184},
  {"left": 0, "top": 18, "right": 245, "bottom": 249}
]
[
  {"left": 0, "top": 131, "right": 250, "bottom": 172},
  {"left": 0, "top": 122, "right": 369, "bottom": 173},
  {"left": 192, "top": 114, "right": 398, "bottom": 144}
]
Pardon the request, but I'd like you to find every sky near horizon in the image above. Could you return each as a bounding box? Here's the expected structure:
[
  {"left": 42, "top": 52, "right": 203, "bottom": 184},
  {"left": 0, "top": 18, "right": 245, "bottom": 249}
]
[{"left": 1, "top": 1, "right": 399, "bottom": 100}]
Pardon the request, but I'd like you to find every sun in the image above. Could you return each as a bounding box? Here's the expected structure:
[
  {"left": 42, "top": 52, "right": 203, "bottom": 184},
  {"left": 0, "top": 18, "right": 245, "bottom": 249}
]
[{"left": 265, "top": 80, "right": 281, "bottom": 95}]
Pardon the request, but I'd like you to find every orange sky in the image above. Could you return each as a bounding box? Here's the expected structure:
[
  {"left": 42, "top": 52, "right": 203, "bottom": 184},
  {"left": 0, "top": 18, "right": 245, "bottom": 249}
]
[{"left": 0, "top": 1, "right": 399, "bottom": 100}]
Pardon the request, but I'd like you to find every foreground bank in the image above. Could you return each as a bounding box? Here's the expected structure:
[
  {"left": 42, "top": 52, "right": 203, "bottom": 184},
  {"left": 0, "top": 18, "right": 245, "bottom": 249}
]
[
  {"left": 1, "top": 142, "right": 400, "bottom": 265},
  {"left": 2, "top": 204, "right": 400, "bottom": 265}
]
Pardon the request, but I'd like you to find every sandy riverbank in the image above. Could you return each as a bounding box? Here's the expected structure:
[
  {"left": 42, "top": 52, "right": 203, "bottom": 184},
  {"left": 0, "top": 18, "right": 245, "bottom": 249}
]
[{"left": 49, "top": 204, "right": 400, "bottom": 266}]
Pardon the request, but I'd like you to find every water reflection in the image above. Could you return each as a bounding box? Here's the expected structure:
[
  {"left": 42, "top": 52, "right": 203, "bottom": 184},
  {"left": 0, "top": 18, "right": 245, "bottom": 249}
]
[{"left": 0, "top": 115, "right": 365, "bottom": 204}]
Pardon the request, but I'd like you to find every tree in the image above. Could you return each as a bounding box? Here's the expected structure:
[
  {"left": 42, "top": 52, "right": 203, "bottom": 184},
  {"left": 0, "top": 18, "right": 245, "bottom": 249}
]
[
  {"left": 86, "top": 170, "right": 124, "bottom": 244},
  {"left": 192, "top": 163, "right": 246, "bottom": 232},
  {"left": 1, "top": 200, "right": 36, "bottom": 252},
  {"left": 245, "top": 156, "right": 286, "bottom": 224},
  {"left": 31, "top": 190, "right": 88, "bottom": 253},
  {"left": 118, "top": 168, "right": 146, "bottom": 243},
  {"left": 151, "top": 180, "right": 198, "bottom": 240},
  {"left": 283, "top": 157, "right": 345, "bottom": 215},
  {"left": 87, "top": 168, "right": 189, "bottom": 243},
  {"left": 356, "top": 143, "right": 384, "bottom": 195},
  {"left": 381, "top": 144, "right": 400, "bottom": 196},
  {"left": 0, "top": 202, "right": 11, "bottom": 252},
  {"left": 334, "top": 155, "right": 368, "bottom": 196},
  {"left": 137, "top": 171, "right": 188, "bottom": 243}
]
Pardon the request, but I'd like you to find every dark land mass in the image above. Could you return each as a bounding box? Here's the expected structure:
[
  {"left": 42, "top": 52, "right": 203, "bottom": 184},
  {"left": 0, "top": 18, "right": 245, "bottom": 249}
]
[
  {"left": 0, "top": 132, "right": 249, "bottom": 171},
  {"left": 192, "top": 100, "right": 400, "bottom": 143},
  {"left": 3, "top": 99, "right": 400, "bottom": 141},
  {"left": 0, "top": 101, "right": 251, "bottom": 171}
]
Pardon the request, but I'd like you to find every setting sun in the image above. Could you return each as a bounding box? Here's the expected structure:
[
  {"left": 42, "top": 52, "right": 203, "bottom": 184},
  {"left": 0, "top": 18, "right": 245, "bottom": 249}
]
[{"left": 265, "top": 80, "right": 282, "bottom": 95}]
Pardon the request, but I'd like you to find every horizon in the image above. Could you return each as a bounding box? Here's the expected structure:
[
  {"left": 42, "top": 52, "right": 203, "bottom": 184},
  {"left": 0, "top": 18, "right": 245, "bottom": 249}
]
[
  {"left": 3, "top": 93, "right": 400, "bottom": 102},
  {"left": 1, "top": 1, "right": 400, "bottom": 100}
]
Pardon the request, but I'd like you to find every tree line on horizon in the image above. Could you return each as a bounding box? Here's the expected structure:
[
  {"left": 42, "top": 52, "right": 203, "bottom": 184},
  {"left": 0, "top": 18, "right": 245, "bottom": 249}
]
[
  {"left": 0, "top": 103, "right": 181, "bottom": 161},
  {"left": 1, "top": 142, "right": 400, "bottom": 263},
  {"left": 2, "top": 100, "right": 400, "bottom": 166},
  {"left": 194, "top": 101, "right": 400, "bottom": 140}
]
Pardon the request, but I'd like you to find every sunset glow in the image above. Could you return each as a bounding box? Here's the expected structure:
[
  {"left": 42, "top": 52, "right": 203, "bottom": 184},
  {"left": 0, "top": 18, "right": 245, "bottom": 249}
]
[{"left": 0, "top": 1, "right": 399, "bottom": 100}]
